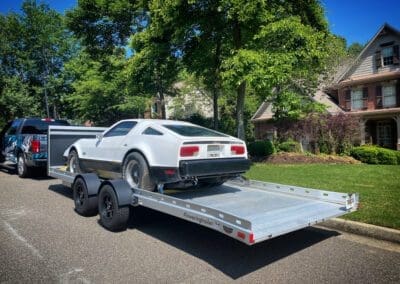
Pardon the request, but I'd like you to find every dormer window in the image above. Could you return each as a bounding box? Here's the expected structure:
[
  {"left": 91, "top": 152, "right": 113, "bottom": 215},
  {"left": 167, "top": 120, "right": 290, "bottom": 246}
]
[
  {"left": 375, "top": 44, "right": 399, "bottom": 68},
  {"left": 382, "top": 47, "right": 393, "bottom": 66}
]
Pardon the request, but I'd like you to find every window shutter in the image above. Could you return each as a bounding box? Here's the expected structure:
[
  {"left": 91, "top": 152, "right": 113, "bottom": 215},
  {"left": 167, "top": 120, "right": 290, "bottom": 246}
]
[
  {"left": 345, "top": 89, "right": 351, "bottom": 111},
  {"left": 376, "top": 85, "right": 382, "bottom": 108},
  {"left": 375, "top": 50, "right": 382, "bottom": 68},
  {"left": 393, "top": 45, "right": 399, "bottom": 65},
  {"left": 397, "top": 80, "right": 400, "bottom": 107},
  {"left": 362, "top": 87, "right": 368, "bottom": 109}
]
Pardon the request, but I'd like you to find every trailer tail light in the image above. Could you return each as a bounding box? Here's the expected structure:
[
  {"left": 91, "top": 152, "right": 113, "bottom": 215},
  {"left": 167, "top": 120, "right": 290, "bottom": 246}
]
[
  {"left": 31, "top": 140, "right": 40, "bottom": 153},
  {"left": 231, "top": 145, "right": 245, "bottom": 155},
  {"left": 180, "top": 146, "right": 199, "bottom": 157}
]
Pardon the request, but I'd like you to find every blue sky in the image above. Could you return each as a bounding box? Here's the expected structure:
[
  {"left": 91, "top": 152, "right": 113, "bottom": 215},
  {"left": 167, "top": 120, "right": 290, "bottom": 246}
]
[{"left": 1, "top": 0, "right": 400, "bottom": 46}]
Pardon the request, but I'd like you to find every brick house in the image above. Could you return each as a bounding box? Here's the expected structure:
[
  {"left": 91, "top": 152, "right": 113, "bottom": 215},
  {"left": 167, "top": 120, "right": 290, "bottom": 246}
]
[
  {"left": 327, "top": 23, "right": 400, "bottom": 150},
  {"left": 253, "top": 23, "right": 400, "bottom": 150}
]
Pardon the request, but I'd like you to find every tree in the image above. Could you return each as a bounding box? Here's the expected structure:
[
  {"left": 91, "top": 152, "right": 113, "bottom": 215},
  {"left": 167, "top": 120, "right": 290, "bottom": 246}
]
[
  {"left": 347, "top": 42, "right": 364, "bottom": 57},
  {"left": 64, "top": 50, "right": 148, "bottom": 125},
  {"left": 66, "top": 0, "right": 332, "bottom": 141},
  {"left": 0, "top": 0, "right": 77, "bottom": 124}
]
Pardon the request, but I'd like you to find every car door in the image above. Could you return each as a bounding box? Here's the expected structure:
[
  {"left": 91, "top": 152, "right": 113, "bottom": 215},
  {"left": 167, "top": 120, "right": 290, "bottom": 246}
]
[
  {"left": 2, "top": 120, "right": 22, "bottom": 163},
  {"left": 89, "top": 121, "right": 137, "bottom": 163}
]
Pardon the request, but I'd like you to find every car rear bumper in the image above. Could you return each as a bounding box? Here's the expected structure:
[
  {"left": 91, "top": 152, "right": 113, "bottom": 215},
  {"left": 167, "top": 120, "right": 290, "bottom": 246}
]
[
  {"left": 150, "top": 158, "right": 251, "bottom": 184},
  {"left": 179, "top": 158, "right": 251, "bottom": 178}
]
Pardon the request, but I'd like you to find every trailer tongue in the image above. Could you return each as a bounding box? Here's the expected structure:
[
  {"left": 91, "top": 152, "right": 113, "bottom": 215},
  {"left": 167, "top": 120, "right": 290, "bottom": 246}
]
[{"left": 48, "top": 126, "right": 358, "bottom": 245}]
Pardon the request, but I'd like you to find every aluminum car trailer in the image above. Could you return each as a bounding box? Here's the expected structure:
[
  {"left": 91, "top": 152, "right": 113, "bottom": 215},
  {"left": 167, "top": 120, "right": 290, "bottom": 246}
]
[{"left": 48, "top": 126, "right": 359, "bottom": 245}]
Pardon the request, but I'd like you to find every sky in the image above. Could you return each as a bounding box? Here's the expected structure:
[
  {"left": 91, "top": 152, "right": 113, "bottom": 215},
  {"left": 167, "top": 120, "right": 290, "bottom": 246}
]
[{"left": 1, "top": 0, "right": 400, "bottom": 46}]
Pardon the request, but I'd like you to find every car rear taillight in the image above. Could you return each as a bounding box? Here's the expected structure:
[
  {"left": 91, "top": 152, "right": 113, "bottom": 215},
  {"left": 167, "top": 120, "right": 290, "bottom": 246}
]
[
  {"left": 31, "top": 140, "right": 40, "bottom": 153},
  {"left": 231, "top": 145, "right": 245, "bottom": 155},
  {"left": 180, "top": 146, "right": 199, "bottom": 157}
]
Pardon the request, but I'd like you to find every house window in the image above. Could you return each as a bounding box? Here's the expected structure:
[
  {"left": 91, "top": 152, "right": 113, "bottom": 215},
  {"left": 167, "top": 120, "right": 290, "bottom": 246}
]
[
  {"left": 382, "top": 84, "right": 396, "bottom": 107},
  {"left": 382, "top": 47, "right": 393, "bottom": 66},
  {"left": 351, "top": 89, "right": 363, "bottom": 110}
]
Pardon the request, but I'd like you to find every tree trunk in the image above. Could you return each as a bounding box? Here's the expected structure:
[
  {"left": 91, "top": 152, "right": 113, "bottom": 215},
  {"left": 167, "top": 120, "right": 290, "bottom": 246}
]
[
  {"left": 159, "top": 91, "right": 166, "bottom": 119},
  {"left": 233, "top": 18, "right": 245, "bottom": 140},
  {"left": 236, "top": 81, "right": 246, "bottom": 140},
  {"left": 212, "top": 38, "right": 222, "bottom": 130}
]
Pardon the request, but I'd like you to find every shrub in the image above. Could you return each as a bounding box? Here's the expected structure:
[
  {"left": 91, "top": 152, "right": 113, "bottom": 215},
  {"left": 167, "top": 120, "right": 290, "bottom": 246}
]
[
  {"left": 248, "top": 140, "right": 275, "bottom": 157},
  {"left": 277, "top": 140, "right": 302, "bottom": 153},
  {"left": 350, "top": 145, "right": 398, "bottom": 165}
]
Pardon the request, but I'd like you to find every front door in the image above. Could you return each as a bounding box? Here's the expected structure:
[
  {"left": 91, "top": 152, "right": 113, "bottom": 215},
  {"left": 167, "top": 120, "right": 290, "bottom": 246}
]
[{"left": 377, "top": 121, "right": 393, "bottom": 148}]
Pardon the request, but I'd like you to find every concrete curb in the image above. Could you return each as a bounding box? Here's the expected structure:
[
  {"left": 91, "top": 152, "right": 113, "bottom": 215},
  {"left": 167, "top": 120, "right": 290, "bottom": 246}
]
[{"left": 319, "top": 218, "right": 400, "bottom": 244}]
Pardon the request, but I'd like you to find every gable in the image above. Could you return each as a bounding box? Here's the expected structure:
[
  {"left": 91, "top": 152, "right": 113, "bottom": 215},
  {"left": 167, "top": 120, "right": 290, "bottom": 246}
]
[{"left": 340, "top": 24, "right": 400, "bottom": 81}]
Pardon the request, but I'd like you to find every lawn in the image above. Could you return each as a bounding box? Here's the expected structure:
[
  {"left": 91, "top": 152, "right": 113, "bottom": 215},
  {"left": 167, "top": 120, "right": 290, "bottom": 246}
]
[{"left": 245, "top": 163, "right": 400, "bottom": 230}]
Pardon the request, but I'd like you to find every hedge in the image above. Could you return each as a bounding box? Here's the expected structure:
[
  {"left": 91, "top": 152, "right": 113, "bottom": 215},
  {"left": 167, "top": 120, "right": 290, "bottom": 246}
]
[
  {"left": 247, "top": 140, "right": 275, "bottom": 157},
  {"left": 350, "top": 145, "right": 400, "bottom": 165},
  {"left": 277, "top": 140, "right": 302, "bottom": 153}
]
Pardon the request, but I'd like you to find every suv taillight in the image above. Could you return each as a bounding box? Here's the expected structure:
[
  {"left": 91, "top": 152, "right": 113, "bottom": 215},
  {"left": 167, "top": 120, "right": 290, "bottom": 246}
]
[
  {"left": 231, "top": 145, "right": 245, "bottom": 155},
  {"left": 180, "top": 146, "right": 199, "bottom": 157},
  {"left": 31, "top": 140, "right": 40, "bottom": 153}
]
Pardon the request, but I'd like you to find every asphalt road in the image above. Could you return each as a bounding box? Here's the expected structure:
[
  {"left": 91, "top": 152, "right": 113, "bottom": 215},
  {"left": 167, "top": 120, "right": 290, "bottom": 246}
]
[{"left": 1, "top": 169, "right": 400, "bottom": 283}]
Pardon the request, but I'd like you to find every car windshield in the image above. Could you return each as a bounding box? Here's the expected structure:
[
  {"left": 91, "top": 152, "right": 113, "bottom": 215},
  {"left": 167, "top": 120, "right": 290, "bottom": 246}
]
[
  {"left": 163, "top": 124, "right": 227, "bottom": 137},
  {"left": 21, "top": 120, "right": 70, "bottom": 134}
]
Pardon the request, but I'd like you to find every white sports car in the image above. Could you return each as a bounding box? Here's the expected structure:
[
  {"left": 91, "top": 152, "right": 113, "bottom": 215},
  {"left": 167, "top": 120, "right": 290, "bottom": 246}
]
[{"left": 65, "top": 119, "right": 250, "bottom": 191}]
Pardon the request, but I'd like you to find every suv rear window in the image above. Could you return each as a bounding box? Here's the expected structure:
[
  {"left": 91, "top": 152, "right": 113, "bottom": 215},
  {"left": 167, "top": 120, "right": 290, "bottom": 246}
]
[
  {"left": 21, "top": 120, "right": 70, "bottom": 134},
  {"left": 163, "top": 125, "right": 227, "bottom": 137}
]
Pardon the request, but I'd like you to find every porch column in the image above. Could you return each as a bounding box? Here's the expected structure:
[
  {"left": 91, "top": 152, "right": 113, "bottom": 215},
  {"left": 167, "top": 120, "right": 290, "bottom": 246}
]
[
  {"left": 359, "top": 119, "right": 366, "bottom": 145},
  {"left": 395, "top": 115, "right": 400, "bottom": 151}
]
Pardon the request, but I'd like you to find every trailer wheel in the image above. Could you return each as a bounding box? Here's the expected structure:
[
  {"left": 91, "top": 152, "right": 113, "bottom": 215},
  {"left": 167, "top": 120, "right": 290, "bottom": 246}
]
[
  {"left": 67, "top": 150, "right": 82, "bottom": 174},
  {"left": 73, "top": 177, "right": 98, "bottom": 216},
  {"left": 17, "top": 153, "right": 31, "bottom": 178},
  {"left": 98, "top": 184, "right": 130, "bottom": 231},
  {"left": 122, "top": 152, "right": 155, "bottom": 191}
]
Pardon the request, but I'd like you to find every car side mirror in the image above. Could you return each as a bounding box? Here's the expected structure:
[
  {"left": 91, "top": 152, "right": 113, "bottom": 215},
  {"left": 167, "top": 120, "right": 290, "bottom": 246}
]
[{"left": 96, "top": 134, "right": 103, "bottom": 141}]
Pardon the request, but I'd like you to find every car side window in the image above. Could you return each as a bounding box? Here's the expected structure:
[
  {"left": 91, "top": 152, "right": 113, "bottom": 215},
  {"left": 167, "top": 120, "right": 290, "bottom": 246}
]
[
  {"left": 104, "top": 121, "right": 137, "bottom": 138},
  {"left": 5, "top": 120, "right": 21, "bottom": 135},
  {"left": 142, "top": 127, "right": 163, "bottom": 136}
]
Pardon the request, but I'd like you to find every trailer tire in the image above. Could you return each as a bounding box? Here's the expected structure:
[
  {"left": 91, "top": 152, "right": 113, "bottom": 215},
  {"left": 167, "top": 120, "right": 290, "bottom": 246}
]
[
  {"left": 17, "top": 153, "right": 31, "bottom": 178},
  {"left": 98, "top": 184, "right": 130, "bottom": 231},
  {"left": 67, "top": 150, "right": 82, "bottom": 174},
  {"left": 122, "top": 152, "right": 155, "bottom": 191},
  {"left": 73, "top": 176, "right": 98, "bottom": 216}
]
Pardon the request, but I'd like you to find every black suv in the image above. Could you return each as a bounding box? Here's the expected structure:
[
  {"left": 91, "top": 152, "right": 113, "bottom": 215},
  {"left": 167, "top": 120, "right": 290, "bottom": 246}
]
[{"left": 0, "top": 118, "right": 69, "bottom": 177}]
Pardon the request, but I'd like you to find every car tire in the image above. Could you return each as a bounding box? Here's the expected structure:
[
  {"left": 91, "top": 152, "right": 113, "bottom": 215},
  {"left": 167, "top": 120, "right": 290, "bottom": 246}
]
[
  {"left": 17, "top": 153, "right": 31, "bottom": 178},
  {"left": 98, "top": 184, "right": 130, "bottom": 231},
  {"left": 122, "top": 152, "right": 155, "bottom": 191},
  {"left": 73, "top": 177, "right": 98, "bottom": 216},
  {"left": 67, "top": 150, "right": 82, "bottom": 174}
]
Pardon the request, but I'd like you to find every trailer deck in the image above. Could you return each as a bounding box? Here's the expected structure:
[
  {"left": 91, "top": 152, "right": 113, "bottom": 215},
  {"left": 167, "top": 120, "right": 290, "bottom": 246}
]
[{"left": 48, "top": 126, "right": 358, "bottom": 245}]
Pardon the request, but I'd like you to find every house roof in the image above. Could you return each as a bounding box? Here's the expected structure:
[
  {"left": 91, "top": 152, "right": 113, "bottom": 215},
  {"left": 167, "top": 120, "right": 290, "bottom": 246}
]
[
  {"left": 251, "top": 101, "right": 273, "bottom": 122},
  {"left": 337, "top": 23, "right": 400, "bottom": 83},
  {"left": 251, "top": 90, "right": 343, "bottom": 122}
]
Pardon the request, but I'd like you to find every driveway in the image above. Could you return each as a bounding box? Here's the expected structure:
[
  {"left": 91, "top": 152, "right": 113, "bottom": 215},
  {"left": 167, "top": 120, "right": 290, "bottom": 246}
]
[{"left": 1, "top": 170, "right": 399, "bottom": 283}]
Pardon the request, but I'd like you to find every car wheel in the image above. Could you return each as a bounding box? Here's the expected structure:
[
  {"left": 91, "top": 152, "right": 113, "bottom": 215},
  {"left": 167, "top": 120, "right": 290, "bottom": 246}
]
[
  {"left": 73, "top": 177, "right": 98, "bottom": 216},
  {"left": 17, "top": 154, "right": 31, "bottom": 178},
  {"left": 122, "top": 152, "right": 155, "bottom": 191},
  {"left": 67, "top": 150, "right": 82, "bottom": 174},
  {"left": 98, "top": 184, "right": 130, "bottom": 231}
]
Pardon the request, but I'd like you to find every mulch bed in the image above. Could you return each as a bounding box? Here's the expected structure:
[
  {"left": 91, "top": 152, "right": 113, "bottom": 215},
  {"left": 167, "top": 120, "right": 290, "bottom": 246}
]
[{"left": 253, "top": 152, "right": 360, "bottom": 164}]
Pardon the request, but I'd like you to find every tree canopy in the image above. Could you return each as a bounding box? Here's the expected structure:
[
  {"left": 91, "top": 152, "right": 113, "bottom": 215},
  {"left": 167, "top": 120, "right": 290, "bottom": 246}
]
[{"left": 1, "top": 0, "right": 341, "bottom": 141}]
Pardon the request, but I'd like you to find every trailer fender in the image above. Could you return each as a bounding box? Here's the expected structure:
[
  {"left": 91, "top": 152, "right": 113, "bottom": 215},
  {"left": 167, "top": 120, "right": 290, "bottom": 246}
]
[
  {"left": 99, "top": 179, "right": 133, "bottom": 207},
  {"left": 74, "top": 173, "right": 101, "bottom": 197},
  {"left": 72, "top": 173, "right": 101, "bottom": 215}
]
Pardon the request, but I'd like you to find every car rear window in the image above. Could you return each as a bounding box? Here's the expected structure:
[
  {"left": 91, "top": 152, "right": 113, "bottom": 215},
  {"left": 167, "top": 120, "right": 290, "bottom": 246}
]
[
  {"left": 21, "top": 120, "right": 70, "bottom": 134},
  {"left": 163, "top": 125, "right": 227, "bottom": 137}
]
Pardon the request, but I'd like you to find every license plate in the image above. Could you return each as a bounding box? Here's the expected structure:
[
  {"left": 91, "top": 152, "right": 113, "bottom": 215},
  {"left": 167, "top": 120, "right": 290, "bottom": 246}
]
[{"left": 207, "top": 145, "right": 221, "bottom": 158}]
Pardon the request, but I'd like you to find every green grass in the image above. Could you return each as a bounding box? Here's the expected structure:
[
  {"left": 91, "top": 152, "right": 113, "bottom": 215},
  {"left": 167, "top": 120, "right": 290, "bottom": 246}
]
[{"left": 245, "top": 163, "right": 400, "bottom": 230}]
